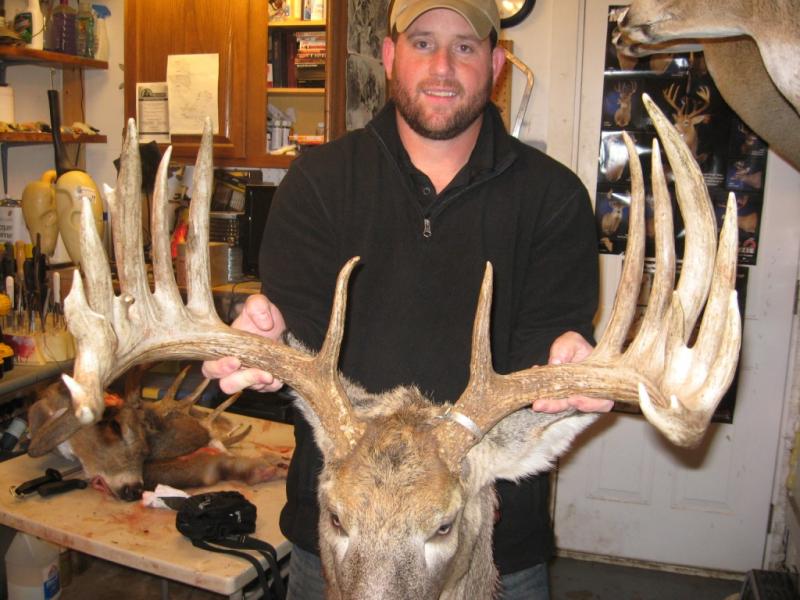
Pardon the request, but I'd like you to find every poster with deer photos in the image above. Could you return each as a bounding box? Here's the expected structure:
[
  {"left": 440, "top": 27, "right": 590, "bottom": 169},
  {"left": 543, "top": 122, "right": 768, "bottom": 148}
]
[{"left": 597, "top": 6, "right": 767, "bottom": 265}]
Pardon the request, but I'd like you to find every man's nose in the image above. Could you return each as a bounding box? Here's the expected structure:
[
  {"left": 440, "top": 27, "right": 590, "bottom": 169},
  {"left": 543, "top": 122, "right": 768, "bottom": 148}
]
[{"left": 430, "top": 47, "right": 454, "bottom": 75}]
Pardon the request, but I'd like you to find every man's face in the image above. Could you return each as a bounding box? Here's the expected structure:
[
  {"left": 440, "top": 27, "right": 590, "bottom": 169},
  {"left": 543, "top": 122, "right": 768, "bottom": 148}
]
[{"left": 383, "top": 9, "right": 504, "bottom": 140}]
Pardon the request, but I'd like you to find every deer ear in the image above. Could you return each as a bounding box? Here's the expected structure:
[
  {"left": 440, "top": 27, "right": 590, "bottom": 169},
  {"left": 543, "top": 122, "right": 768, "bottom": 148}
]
[
  {"left": 27, "top": 407, "right": 84, "bottom": 457},
  {"left": 27, "top": 381, "right": 85, "bottom": 457},
  {"left": 464, "top": 410, "right": 599, "bottom": 490}
]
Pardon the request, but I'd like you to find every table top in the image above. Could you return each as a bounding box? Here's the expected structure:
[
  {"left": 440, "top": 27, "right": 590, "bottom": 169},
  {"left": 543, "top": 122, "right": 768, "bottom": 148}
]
[{"left": 0, "top": 413, "right": 294, "bottom": 596}]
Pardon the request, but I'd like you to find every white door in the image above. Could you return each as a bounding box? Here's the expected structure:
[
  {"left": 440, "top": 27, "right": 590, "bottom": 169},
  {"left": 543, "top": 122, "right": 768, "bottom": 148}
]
[{"left": 552, "top": 0, "right": 800, "bottom": 572}]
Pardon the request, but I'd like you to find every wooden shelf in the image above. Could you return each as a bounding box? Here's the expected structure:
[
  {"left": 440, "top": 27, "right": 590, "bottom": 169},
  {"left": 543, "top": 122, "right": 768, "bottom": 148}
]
[
  {"left": 269, "top": 19, "right": 325, "bottom": 28},
  {"left": 0, "top": 132, "right": 107, "bottom": 144},
  {"left": 269, "top": 87, "right": 325, "bottom": 96},
  {"left": 0, "top": 46, "right": 108, "bottom": 70}
]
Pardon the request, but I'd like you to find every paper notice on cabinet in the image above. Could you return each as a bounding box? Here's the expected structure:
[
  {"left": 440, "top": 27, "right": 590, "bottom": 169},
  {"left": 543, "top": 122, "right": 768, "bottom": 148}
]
[
  {"left": 166, "top": 54, "right": 219, "bottom": 135},
  {"left": 136, "top": 82, "right": 169, "bottom": 143}
]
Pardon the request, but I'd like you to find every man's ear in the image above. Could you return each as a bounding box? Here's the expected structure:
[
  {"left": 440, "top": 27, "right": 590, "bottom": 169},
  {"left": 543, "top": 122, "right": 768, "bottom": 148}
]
[
  {"left": 491, "top": 45, "right": 506, "bottom": 87},
  {"left": 382, "top": 36, "right": 396, "bottom": 80}
]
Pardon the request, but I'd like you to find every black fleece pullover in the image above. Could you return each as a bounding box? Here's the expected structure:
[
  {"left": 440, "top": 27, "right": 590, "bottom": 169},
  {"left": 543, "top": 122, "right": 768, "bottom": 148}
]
[{"left": 260, "top": 101, "right": 599, "bottom": 574}]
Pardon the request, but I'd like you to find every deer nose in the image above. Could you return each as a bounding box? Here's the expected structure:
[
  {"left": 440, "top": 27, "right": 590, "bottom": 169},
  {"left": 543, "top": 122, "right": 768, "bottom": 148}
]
[{"left": 119, "top": 483, "right": 144, "bottom": 502}]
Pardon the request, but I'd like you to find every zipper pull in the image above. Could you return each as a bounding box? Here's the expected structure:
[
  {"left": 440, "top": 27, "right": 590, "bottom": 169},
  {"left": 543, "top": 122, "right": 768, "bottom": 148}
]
[{"left": 423, "top": 218, "right": 432, "bottom": 238}]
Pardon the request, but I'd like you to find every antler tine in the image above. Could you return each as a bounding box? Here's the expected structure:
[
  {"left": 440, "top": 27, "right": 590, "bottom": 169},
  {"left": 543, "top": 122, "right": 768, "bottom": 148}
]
[
  {"left": 644, "top": 94, "right": 717, "bottom": 336},
  {"left": 185, "top": 117, "right": 218, "bottom": 321},
  {"left": 115, "top": 118, "right": 151, "bottom": 311},
  {"left": 434, "top": 95, "right": 740, "bottom": 470},
  {"left": 591, "top": 131, "right": 645, "bottom": 361},
  {"left": 621, "top": 138, "right": 675, "bottom": 375}
]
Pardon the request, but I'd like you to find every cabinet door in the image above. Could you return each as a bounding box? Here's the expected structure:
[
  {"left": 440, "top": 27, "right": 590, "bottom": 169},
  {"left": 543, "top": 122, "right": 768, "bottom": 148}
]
[{"left": 124, "top": 0, "right": 256, "bottom": 161}]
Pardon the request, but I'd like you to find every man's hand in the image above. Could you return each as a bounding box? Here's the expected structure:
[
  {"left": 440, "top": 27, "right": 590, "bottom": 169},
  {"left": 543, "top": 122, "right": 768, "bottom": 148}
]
[
  {"left": 531, "top": 331, "right": 615, "bottom": 414},
  {"left": 201, "top": 294, "right": 287, "bottom": 394}
]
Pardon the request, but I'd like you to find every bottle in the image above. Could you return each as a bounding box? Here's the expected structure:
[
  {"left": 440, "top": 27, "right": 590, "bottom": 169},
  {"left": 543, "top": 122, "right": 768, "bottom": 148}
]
[
  {"left": 14, "top": 0, "right": 44, "bottom": 49},
  {"left": 49, "top": 0, "right": 77, "bottom": 55},
  {"left": 4, "top": 532, "right": 61, "bottom": 600},
  {"left": 75, "top": 1, "right": 93, "bottom": 58},
  {"left": 91, "top": 4, "right": 109, "bottom": 61},
  {"left": 0, "top": 416, "right": 26, "bottom": 451}
]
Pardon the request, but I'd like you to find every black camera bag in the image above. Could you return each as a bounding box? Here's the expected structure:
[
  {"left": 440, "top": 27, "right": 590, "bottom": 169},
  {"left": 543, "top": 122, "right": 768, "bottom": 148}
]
[{"left": 175, "top": 491, "right": 285, "bottom": 600}]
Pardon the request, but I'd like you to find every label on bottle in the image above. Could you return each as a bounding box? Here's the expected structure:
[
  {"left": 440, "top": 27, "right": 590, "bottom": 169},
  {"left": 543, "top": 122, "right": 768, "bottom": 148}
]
[{"left": 14, "top": 12, "right": 33, "bottom": 43}]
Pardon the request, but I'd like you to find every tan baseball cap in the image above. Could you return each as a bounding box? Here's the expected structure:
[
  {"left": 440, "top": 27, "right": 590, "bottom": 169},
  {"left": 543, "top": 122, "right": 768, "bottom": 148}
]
[{"left": 390, "top": 0, "right": 501, "bottom": 40}]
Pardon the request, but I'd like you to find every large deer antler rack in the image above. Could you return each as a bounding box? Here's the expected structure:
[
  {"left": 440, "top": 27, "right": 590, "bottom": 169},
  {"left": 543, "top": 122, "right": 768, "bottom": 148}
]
[
  {"left": 51, "top": 95, "right": 740, "bottom": 471},
  {"left": 39, "top": 118, "right": 365, "bottom": 458},
  {"left": 432, "top": 94, "right": 740, "bottom": 470}
]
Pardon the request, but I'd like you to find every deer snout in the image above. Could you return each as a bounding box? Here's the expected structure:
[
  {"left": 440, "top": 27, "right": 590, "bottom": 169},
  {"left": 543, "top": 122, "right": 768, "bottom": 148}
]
[{"left": 118, "top": 482, "right": 144, "bottom": 502}]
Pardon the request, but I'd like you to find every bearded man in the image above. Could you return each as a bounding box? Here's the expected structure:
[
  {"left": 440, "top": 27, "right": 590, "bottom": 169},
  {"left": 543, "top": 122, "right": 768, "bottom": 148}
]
[{"left": 204, "top": 0, "right": 612, "bottom": 597}]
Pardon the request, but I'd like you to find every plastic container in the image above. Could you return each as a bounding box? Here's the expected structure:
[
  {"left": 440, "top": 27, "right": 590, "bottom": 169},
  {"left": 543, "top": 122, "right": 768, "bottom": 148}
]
[
  {"left": 48, "top": 0, "right": 77, "bottom": 55},
  {"left": 91, "top": 4, "right": 109, "bottom": 61},
  {"left": 5, "top": 533, "right": 61, "bottom": 600},
  {"left": 75, "top": 1, "right": 94, "bottom": 58},
  {"left": 0, "top": 416, "right": 27, "bottom": 451}
]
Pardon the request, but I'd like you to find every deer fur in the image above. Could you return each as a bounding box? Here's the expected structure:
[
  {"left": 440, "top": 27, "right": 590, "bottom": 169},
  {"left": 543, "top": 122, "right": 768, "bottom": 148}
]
[
  {"left": 616, "top": 0, "right": 800, "bottom": 171},
  {"left": 27, "top": 371, "right": 287, "bottom": 500},
  {"left": 287, "top": 356, "right": 596, "bottom": 599}
]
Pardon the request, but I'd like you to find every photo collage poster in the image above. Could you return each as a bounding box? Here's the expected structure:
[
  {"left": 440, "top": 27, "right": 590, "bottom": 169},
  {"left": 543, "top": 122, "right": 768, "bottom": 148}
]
[
  {"left": 596, "top": 6, "right": 767, "bottom": 266},
  {"left": 597, "top": 7, "right": 760, "bottom": 422}
]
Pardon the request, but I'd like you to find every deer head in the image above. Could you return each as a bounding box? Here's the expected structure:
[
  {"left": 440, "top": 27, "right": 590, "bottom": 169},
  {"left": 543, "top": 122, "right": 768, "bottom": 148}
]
[
  {"left": 45, "top": 92, "right": 740, "bottom": 598},
  {"left": 662, "top": 83, "right": 711, "bottom": 159},
  {"left": 27, "top": 367, "right": 256, "bottom": 500},
  {"left": 614, "top": 81, "right": 638, "bottom": 127}
]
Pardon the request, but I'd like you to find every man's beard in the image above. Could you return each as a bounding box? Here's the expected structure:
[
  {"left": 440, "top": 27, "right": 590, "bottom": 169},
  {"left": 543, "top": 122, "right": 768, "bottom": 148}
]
[{"left": 390, "top": 75, "right": 493, "bottom": 140}]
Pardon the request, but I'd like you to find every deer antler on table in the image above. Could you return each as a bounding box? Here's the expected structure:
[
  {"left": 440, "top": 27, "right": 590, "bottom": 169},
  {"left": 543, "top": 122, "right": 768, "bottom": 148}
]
[{"left": 55, "top": 95, "right": 740, "bottom": 466}]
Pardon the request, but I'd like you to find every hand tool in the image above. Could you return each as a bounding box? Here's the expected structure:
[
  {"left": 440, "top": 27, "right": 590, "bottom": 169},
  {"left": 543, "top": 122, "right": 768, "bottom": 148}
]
[
  {"left": 37, "top": 478, "right": 88, "bottom": 497},
  {"left": 14, "top": 464, "right": 83, "bottom": 497},
  {"left": 51, "top": 271, "right": 62, "bottom": 330}
]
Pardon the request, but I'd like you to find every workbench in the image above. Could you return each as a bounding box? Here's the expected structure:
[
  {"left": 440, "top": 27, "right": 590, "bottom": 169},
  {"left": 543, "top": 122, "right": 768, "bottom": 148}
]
[{"left": 0, "top": 412, "right": 294, "bottom": 599}]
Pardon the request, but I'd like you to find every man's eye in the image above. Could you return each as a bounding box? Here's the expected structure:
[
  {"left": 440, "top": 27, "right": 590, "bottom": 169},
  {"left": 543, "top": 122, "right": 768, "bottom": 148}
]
[{"left": 456, "top": 43, "right": 474, "bottom": 54}]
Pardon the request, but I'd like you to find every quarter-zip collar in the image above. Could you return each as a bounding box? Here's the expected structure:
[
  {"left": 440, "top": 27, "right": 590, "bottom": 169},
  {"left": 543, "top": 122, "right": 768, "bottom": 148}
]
[
  {"left": 368, "top": 100, "right": 519, "bottom": 197},
  {"left": 368, "top": 101, "right": 520, "bottom": 236}
]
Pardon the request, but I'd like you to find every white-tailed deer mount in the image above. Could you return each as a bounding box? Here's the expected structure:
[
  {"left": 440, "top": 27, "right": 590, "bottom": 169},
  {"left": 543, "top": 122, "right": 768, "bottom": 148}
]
[
  {"left": 43, "top": 92, "right": 741, "bottom": 598},
  {"left": 615, "top": 0, "right": 800, "bottom": 171}
]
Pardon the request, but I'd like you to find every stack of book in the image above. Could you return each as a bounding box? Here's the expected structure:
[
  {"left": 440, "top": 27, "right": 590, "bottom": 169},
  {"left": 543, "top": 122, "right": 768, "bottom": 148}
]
[{"left": 294, "top": 31, "right": 326, "bottom": 88}]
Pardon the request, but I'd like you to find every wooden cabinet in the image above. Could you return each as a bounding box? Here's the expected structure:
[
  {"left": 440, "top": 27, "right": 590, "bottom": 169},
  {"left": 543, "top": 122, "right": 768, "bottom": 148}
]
[{"left": 124, "top": 0, "right": 346, "bottom": 168}]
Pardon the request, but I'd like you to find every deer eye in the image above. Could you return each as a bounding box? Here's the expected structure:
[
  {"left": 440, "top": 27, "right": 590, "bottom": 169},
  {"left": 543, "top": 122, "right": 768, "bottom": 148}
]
[{"left": 436, "top": 522, "right": 452, "bottom": 536}]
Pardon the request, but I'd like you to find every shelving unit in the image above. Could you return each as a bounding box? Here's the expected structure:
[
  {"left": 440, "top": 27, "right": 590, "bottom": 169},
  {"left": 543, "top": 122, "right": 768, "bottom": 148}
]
[
  {"left": 124, "top": 0, "right": 346, "bottom": 167},
  {"left": 0, "top": 47, "right": 109, "bottom": 193},
  {"left": 268, "top": 16, "right": 327, "bottom": 141}
]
